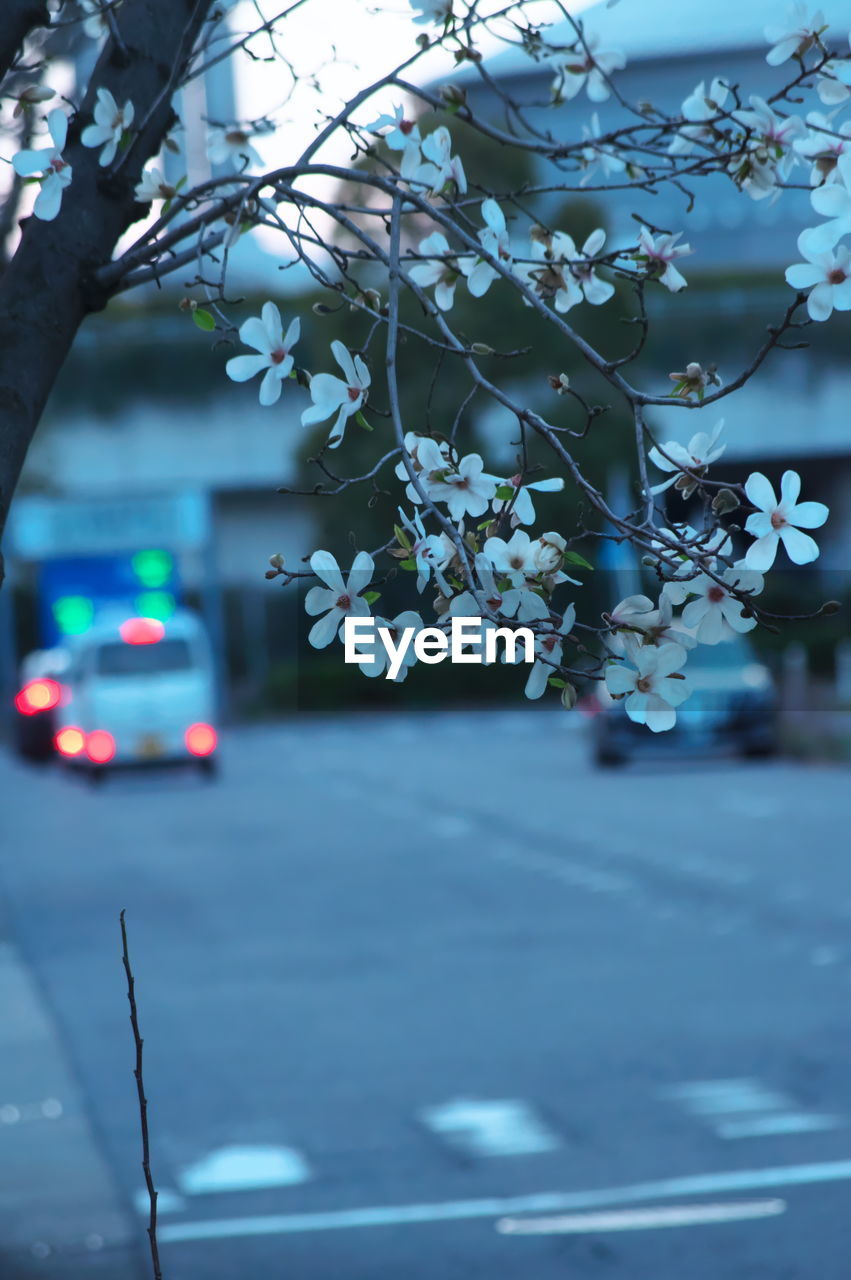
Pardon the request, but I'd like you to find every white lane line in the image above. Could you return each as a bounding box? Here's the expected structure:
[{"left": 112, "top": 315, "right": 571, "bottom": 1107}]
[
  {"left": 420, "top": 1098, "right": 561, "bottom": 1158},
  {"left": 177, "top": 1145, "right": 311, "bottom": 1196},
  {"left": 158, "top": 1156, "right": 851, "bottom": 1245},
  {"left": 497, "top": 1198, "right": 787, "bottom": 1234},
  {"left": 717, "top": 1114, "right": 842, "bottom": 1140}
]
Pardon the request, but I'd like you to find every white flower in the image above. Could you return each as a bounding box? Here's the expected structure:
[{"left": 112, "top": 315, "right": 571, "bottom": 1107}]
[
  {"left": 735, "top": 96, "right": 806, "bottom": 152},
  {"left": 743, "top": 470, "right": 828, "bottom": 569},
  {"left": 648, "top": 420, "right": 726, "bottom": 495},
  {"left": 817, "top": 39, "right": 851, "bottom": 104},
  {"left": 566, "top": 228, "right": 614, "bottom": 305},
  {"left": 304, "top": 550, "right": 374, "bottom": 649},
  {"left": 357, "top": 611, "right": 423, "bottom": 680},
  {"left": 301, "top": 342, "right": 371, "bottom": 448},
  {"left": 412, "top": 126, "right": 466, "bottom": 196},
  {"left": 580, "top": 112, "right": 626, "bottom": 183},
  {"left": 521, "top": 231, "right": 583, "bottom": 313},
  {"left": 525, "top": 604, "right": 577, "bottom": 699},
  {"left": 793, "top": 113, "right": 851, "bottom": 184},
  {"left": 134, "top": 166, "right": 177, "bottom": 203},
  {"left": 548, "top": 36, "right": 625, "bottom": 104},
  {"left": 397, "top": 508, "right": 454, "bottom": 594},
  {"left": 207, "top": 126, "right": 262, "bottom": 170},
  {"left": 226, "top": 303, "right": 300, "bottom": 407},
  {"left": 81, "top": 88, "right": 134, "bottom": 166},
  {"left": 605, "top": 639, "right": 690, "bottom": 732},
  {"left": 785, "top": 234, "right": 851, "bottom": 320},
  {"left": 409, "top": 0, "right": 452, "bottom": 24},
  {"left": 491, "top": 474, "right": 564, "bottom": 526},
  {"left": 802, "top": 180, "right": 851, "bottom": 251},
  {"left": 607, "top": 593, "right": 696, "bottom": 654},
  {"left": 669, "top": 78, "right": 730, "bottom": 156},
  {"left": 429, "top": 453, "right": 497, "bottom": 521},
  {"left": 449, "top": 553, "right": 529, "bottom": 622},
  {"left": 533, "top": 531, "right": 567, "bottom": 575},
  {"left": 12, "top": 108, "right": 72, "bottom": 221},
  {"left": 483, "top": 529, "right": 540, "bottom": 586},
  {"left": 765, "top": 3, "right": 827, "bottom": 66},
  {"left": 732, "top": 96, "right": 804, "bottom": 199},
  {"left": 395, "top": 433, "right": 451, "bottom": 504},
  {"left": 679, "top": 566, "right": 764, "bottom": 644},
  {"left": 461, "top": 198, "right": 513, "bottom": 298},
  {"left": 636, "top": 226, "right": 693, "bottom": 292},
  {"left": 366, "top": 105, "right": 422, "bottom": 177},
  {"left": 408, "top": 231, "right": 459, "bottom": 310}
]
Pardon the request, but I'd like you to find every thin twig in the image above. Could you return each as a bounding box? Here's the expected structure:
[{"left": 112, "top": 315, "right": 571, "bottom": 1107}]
[{"left": 120, "top": 910, "right": 162, "bottom": 1280}]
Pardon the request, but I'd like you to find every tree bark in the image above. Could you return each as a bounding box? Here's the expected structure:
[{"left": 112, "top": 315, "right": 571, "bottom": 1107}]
[{"left": 0, "top": 0, "right": 215, "bottom": 584}]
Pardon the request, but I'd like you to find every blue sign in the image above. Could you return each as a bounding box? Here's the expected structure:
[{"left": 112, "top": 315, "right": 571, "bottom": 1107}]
[{"left": 38, "top": 552, "right": 181, "bottom": 646}]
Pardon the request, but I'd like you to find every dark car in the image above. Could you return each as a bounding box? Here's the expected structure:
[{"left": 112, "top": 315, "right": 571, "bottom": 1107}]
[
  {"left": 592, "top": 634, "right": 778, "bottom": 766},
  {"left": 12, "top": 647, "right": 71, "bottom": 764}
]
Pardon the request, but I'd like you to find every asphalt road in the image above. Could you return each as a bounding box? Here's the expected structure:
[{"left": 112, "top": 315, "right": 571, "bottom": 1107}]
[{"left": 2, "top": 709, "right": 851, "bottom": 1279}]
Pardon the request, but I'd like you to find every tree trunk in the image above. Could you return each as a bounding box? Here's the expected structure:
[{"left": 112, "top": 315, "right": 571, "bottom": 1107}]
[{"left": 0, "top": 0, "right": 216, "bottom": 584}]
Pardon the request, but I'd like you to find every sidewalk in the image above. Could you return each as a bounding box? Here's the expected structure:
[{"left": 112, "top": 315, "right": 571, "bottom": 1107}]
[{"left": 0, "top": 915, "right": 140, "bottom": 1278}]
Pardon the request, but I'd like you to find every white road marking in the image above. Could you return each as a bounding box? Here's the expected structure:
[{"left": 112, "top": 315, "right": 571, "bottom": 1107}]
[
  {"left": 716, "top": 1114, "right": 842, "bottom": 1140},
  {"left": 661, "top": 1077, "right": 841, "bottom": 1140},
  {"left": 177, "top": 1145, "right": 311, "bottom": 1196},
  {"left": 497, "top": 1198, "right": 787, "bottom": 1234},
  {"left": 420, "top": 1099, "right": 561, "bottom": 1158},
  {"left": 158, "top": 1156, "right": 851, "bottom": 1245}
]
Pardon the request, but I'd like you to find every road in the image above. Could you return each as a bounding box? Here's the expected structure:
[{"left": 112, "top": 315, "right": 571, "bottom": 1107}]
[{"left": 1, "top": 709, "right": 851, "bottom": 1279}]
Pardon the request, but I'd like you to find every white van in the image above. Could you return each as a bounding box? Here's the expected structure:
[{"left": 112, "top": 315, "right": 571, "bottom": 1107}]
[{"left": 54, "top": 609, "right": 218, "bottom": 776}]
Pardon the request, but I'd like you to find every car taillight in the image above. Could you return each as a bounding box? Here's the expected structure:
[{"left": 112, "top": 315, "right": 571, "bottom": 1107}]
[
  {"left": 120, "top": 616, "right": 165, "bottom": 645},
  {"left": 15, "top": 678, "right": 62, "bottom": 716},
  {"left": 55, "top": 726, "right": 86, "bottom": 757},
  {"left": 86, "top": 730, "right": 116, "bottom": 764},
  {"left": 185, "top": 723, "right": 216, "bottom": 757}
]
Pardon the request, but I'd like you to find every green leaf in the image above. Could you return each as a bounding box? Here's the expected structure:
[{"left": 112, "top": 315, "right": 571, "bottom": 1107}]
[
  {"left": 399, "top": 558, "right": 417, "bottom": 571},
  {"left": 548, "top": 677, "right": 567, "bottom": 689},
  {"left": 192, "top": 308, "right": 216, "bottom": 331},
  {"left": 356, "top": 411, "right": 373, "bottom": 431},
  {"left": 362, "top": 590, "right": 381, "bottom": 604},
  {"left": 495, "top": 485, "right": 515, "bottom": 501},
  {"left": 564, "top": 550, "right": 593, "bottom": 570},
  {"left": 394, "top": 523, "right": 411, "bottom": 550}
]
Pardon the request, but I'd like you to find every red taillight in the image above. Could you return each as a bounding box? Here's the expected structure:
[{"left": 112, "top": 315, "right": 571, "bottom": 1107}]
[
  {"left": 185, "top": 722, "right": 216, "bottom": 757},
  {"left": 55, "top": 726, "right": 86, "bottom": 757},
  {"left": 86, "top": 730, "right": 116, "bottom": 764},
  {"left": 120, "top": 617, "right": 165, "bottom": 645},
  {"left": 15, "top": 678, "right": 62, "bottom": 716}
]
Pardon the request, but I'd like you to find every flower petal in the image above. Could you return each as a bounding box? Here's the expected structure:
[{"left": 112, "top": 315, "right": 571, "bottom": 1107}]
[
  {"left": 259, "top": 366, "right": 283, "bottom": 406},
  {"left": 308, "top": 609, "right": 343, "bottom": 649},
  {"left": 309, "top": 550, "right": 345, "bottom": 593},
  {"left": 788, "top": 500, "right": 829, "bottom": 529},
  {"left": 779, "top": 470, "right": 801, "bottom": 507},
  {"left": 744, "top": 532, "right": 779, "bottom": 571},
  {"left": 225, "top": 354, "right": 268, "bottom": 383},
  {"left": 239, "top": 315, "right": 273, "bottom": 356},
  {"left": 779, "top": 525, "right": 820, "bottom": 564},
  {"left": 744, "top": 471, "right": 776, "bottom": 512}
]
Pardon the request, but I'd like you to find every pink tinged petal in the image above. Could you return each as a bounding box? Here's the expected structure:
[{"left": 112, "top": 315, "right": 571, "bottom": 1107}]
[
  {"left": 466, "top": 261, "right": 497, "bottom": 297},
  {"left": 308, "top": 609, "right": 343, "bottom": 649},
  {"left": 788, "top": 500, "right": 828, "bottom": 529},
  {"left": 527, "top": 477, "right": 564, "bottom": 493},
  {"left": 583, "top": 228, "right": 607, "bottom": 256},
  {"left": 779, "top": 470, "right": 801, "bottom": 507},
  {"left": 225, "top": 354, "right": 269, "bottom": 383},
  {"left": 605, "top": 664, "right": 638, "bottom": 696},
  {"left": 807, "top": 281, "right": 835, "bottom": 320},
  {"left": 309, "top": 550, "right": 345, "bottom": 593},
  {"left": 48, "top": 109, "right": 67, "bottom": 151},
  {"left": 779, "top": 525, "right": 820, "bottom": 564},
  {"left": 13, "top": 147, "right": 52, "bottom": 176},
  {"left": 785, "top": 260, "right": 824, "bottom": 287},
  {"left": 304, "top": 586, "right": 336, "bottom": 616},
  {"left": 259, "top": 366, "right": 283, "bottom": 406},
  {"left": 239, "top": 315, "right": 274, "bottom": 356},
  {"left": 744, "top": 471, "right": 777, "bottom": 512},
  {"left": 662, "top": 262, "right": 688, "bottom": 292},
  {"left": 33, "top": 174, "right": 63, "bottom": 221},
  {"left": 744, "top": 532, "right": 779, "bottom": 571}
]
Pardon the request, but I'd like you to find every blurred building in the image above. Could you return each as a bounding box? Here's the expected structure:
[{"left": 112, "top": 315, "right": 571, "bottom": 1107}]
[{"left": 465, "top": 0, "right": 851, "bottom": 577}]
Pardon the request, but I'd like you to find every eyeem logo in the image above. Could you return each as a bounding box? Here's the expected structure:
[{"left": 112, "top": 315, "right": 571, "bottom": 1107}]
[{"left": 344, "top": 616, "right": 535, "bottom": 681}]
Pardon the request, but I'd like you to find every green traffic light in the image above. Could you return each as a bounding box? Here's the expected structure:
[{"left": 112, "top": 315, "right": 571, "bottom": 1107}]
[
  {"left": 135, "top": 591, "right": 176, "bottom": 621},
  {"left": 132, "top": 548, "right": 174, "bottom": 589},
  {"left": 53, "top": 595, "right": 95, "bottom": 635}
]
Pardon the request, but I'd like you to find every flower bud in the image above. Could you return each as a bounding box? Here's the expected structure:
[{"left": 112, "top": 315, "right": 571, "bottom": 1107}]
[
  {"left": 13, "top": 86, "right": 55, "bottom": 117},
  {"left": 440, "top": 83, "right": 467, "bottom": 107},
  {"left": 269, "top": 553, "right": 286, "bottom": 570},
  {"left": 821, "top": 600, "right": 842, "bottom": 615},
  {"left": 178, "top": 297, "right": 196, "bottom": 312},
  {"left": 470, "top": 342, "right": 494, "bottom": 355},
  {"left": 712, "top": 488, "right": 740, "bottom": 514},
  {"left": 560, "top": 682, "right": 578, "bottom": 711}
]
